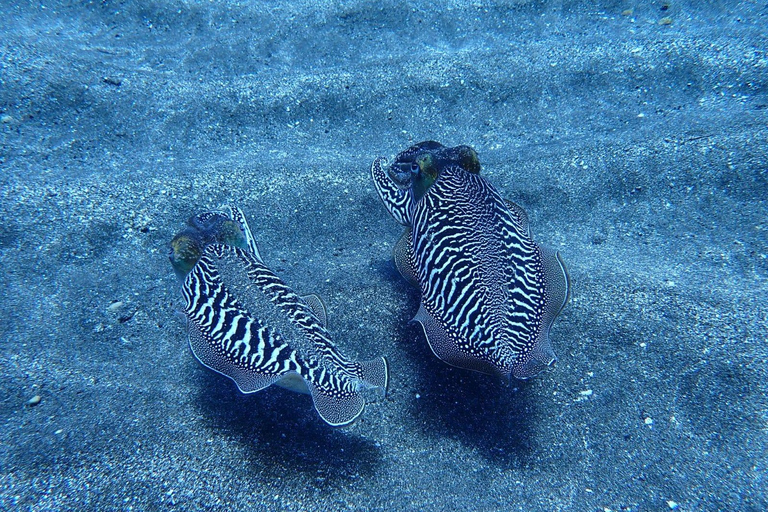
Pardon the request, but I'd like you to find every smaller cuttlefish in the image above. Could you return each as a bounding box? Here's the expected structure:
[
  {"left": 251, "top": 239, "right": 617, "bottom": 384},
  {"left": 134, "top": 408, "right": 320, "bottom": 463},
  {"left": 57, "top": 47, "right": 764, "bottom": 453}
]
[{"left": 169, "top": 206, "right": 388, "bottom": 426}]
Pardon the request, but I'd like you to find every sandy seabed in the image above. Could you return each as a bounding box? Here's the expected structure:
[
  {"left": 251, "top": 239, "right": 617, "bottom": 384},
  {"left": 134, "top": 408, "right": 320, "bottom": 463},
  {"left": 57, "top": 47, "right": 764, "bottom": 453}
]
[{"left": 1, "top": 1, "right": 766, "bottom": 511}]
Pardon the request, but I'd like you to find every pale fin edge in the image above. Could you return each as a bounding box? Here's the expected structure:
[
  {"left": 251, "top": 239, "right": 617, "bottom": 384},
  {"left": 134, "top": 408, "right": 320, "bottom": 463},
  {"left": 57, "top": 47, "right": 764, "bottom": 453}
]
[
  {"left": 511, "top": 245, "right": 568, "bottom": 379},
  {"left": 393, "top": 228, "right": 418, "bottom": 288},
  {"left": 302, "top": 294, "right": 328, "bottom": 327},
  {"left": 188, "top": 320, "right": 282, "bottom": 393},
  {"left": 224, "top": 205, "right": 263, "bottom": 263},
  {"left": 540, "top": 244, "right": 570, "bottom": 323},
  {"left": 307, "top": 380, "right": 366, "bottom": 427},
  {"left": 357, "top": 356, "right": 389, "bottom": 394},
  {"left": 413, "top": 303, "right": 503, "bottom": 377}
]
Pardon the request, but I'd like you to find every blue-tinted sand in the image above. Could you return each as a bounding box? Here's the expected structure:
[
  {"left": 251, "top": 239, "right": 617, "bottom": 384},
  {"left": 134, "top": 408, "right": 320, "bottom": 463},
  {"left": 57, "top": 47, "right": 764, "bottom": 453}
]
[{"left": 1, "top": 1, "right": 766, "bottom": 510}]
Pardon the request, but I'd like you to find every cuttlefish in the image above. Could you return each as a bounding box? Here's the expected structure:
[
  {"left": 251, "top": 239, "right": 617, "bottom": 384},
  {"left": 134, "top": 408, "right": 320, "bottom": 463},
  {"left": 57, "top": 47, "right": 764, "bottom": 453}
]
[
  {"left": 169, "top": 206, "right": 388, "bottom": 426},
  {"left": 371, "top": 141, "right": 569, "bottom": 379}
]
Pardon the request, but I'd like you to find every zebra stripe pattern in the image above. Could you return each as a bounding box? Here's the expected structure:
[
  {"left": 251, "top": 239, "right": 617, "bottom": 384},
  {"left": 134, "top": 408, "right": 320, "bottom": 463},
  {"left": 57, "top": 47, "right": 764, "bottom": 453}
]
[
  {"left": 181, "top": 243, "right": 387, "bottom": 426},
  {"left": 411, "top": 166, "right": 546, "bottom": 375},
  {"left": 371, "top": 156, "right": 414, "bottom": 226},
  {"left": 372, "top": 143, "right": 568, "bottom": 380},
  {"left": 183, "top": 244, "right": 359, "bottom": 393}
]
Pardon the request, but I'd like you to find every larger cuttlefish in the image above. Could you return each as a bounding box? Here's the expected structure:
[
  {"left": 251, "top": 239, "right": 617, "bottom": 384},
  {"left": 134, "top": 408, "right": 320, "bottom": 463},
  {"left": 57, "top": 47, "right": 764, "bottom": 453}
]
[
  {"left": 371, "top": 141, "right": 569, "bottom": 380},
  {"left": 169, "top": 206, "right": 388, "bottom": 426}
]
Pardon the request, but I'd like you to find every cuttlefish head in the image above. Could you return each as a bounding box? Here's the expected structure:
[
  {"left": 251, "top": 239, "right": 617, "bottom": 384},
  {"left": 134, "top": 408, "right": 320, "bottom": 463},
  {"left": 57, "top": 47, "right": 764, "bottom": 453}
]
[
  {"left": 388, "top": 141, "right": 481, "bottom": 201},
  {"left": 169, "top": 211, "right": 248, "bottom": 279}
]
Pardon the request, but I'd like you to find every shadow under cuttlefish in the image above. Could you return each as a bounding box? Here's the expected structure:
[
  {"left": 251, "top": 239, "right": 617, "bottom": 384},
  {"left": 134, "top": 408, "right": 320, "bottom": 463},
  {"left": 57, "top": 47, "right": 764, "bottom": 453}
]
[
  {"left": 375, "top": 258, "right": 542, "bottom": 468},
  {"left": 191, "top": 367, "right": 384, "bottom": 481}
]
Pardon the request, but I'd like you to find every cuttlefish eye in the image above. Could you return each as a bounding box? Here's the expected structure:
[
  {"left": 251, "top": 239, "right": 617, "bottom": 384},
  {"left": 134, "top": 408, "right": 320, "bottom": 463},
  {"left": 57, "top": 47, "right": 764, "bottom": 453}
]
[
  {"left": 410, "top": 153, "right": 440, "bottom": 201},
  {"left": 388, "top": 161, "right": 417, "bottom": 189},
  {"left": 169, "top": 233, "right": 203, "bottom": 279},
  {"left": 410, "top": 162, "right": 420, "bottom": 173},
  {"left": 416, "top": 154, "right": 437, "bottom": 179}
]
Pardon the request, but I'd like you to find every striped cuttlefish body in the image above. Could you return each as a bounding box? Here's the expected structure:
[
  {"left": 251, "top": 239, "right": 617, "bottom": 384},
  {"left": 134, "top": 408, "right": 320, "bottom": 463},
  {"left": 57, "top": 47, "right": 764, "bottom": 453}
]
[
  {"left": 169, "top": 206, "right": 388, "bottom": 426},
  {"left": 371, "top": 141, "right": 569, "bottom": 380}
]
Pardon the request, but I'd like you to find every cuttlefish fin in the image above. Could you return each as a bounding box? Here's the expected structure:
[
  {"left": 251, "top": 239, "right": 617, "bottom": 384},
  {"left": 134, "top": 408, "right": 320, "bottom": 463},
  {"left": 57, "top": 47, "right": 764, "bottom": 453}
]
[
  {"left": 393, "top": 228, "right": 418, "bottom": 288},
  {"left": 504, "top": 199, "right": 531, "bottom": 238},
  {"left": 301, "top": 294, "right": 328, "bottom": 327},
  {"left": 511, "top": 244, "right": 569, "bottom": 379},
  {"left": 357, "top": 356, "right": 389, "bottom": 393},
  {"left": 413, "top": 303, "right": 501, "bottom": 377},
  {"left": 224, "top": 205, "right": 263, "bottom": 263},
  {"left": 307, "top": 380, "right": 366, "bottom": 427},
  {"left": 187, "top": 320, "right": 281, "bottom": 393}
]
